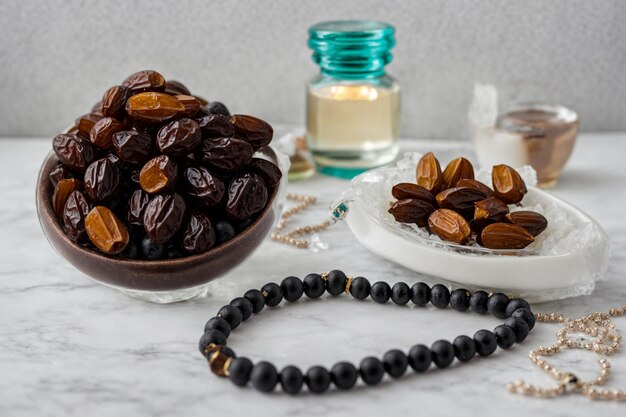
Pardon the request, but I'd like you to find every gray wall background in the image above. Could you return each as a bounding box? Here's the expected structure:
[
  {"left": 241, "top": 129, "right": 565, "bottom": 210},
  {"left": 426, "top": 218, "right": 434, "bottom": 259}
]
[{"left": 0, "top": 0, "right": 624, "bottom": 139}]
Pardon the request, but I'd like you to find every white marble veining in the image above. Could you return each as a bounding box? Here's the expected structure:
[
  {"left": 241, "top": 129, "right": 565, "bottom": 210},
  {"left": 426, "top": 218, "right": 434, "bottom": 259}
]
[{"left": 1, "top": 134, "right": 626, "bottom": 417}]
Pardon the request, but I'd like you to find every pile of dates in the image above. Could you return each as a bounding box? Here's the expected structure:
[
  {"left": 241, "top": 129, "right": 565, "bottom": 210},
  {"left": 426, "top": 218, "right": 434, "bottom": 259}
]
[
  {"left": 50, "top": 70, "right": 281, "bottom": 259},
  {"left": 388, "top": 152, "right": 548, "bottom": 250}
]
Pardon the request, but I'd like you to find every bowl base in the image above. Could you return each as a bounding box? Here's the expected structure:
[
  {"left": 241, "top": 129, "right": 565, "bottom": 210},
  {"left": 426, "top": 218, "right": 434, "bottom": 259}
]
[{"left": 115, "top": 283, "right": 213, "bottom": 304}]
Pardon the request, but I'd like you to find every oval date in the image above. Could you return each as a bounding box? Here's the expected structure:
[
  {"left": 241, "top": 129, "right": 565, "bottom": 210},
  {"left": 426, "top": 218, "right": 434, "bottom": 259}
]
[
  {"left": 112, "top": 130, "right": 153, "bottom": 164},
  {"left": 52, "top": 178, "right": 84, "bottom": 219},
  {"left": 197, "top": 114, "right": 234, "bottom": 138},
  {"left": 63, "top": 190, "right": 92, "bottom": 242},
  {"left": 139, "top": 155, "right": 178, "bottom": 194},
  {"left": 85, "top": 206, "right": 129, "bottom": 254},
  {"left": 230, "top": 114, "right": 273, "bottom": 150},
  {"left": 122, "top": 70, "right": 166, "bottom": 93},
  {"left": 101, "top": 85, "right": 130, "bottom": 119},
  {"left": 84, "top": 158, "right": 121, "bottom": 202},
  {"left": 181, "top": 211, "right": 216, "bottom": 254},
  {"left": 248, "top": 158, "right": 282, "bottom": 187},
  {"left": 125, "top": 92, "right": 185, "bottom": 123},
  {"left": 143, "top": 193, "right": 187, "bottom": 243},
  {"left": 52, "top": 133, "right": 96, "bottom": 173},
  {"left": 89, "top": 117, "right": 124, "bottom": 149},
  {"left": 201, "top": 137, "right": 253, "bottom": 172},
  {"left": 184, "top": 166, "right": 225, "bottom": 207},
  {"left": 156, "top": 118, "right": 201, "bottom": 156},
  {"left": 225, "top": 172, "right": 268, "bottom": 221},
  {"left": 127, "top": 189, "right": 151, "bottom": 228}
]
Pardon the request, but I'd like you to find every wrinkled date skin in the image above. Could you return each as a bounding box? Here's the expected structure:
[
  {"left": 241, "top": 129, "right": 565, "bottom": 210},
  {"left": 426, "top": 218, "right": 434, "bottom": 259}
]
[
  {"left": 101, "top": 85, "right": 130, "bottom": 119},
  {"left": 89, "top": 117, "right": 124, "bottom": 149},
  {"left": 74, "top": 113, "right": 104, "bottom": 138},
  {"left": 84, "top": 158, "right": 121, "bottom": 202},
  {"left": 416, "top": 152, "right": 443, "bottom": 194},
  {"left": 85, "top": 206, "right": 129, "bottom": 254},
  {"left": 127, "top": 189, "right": 151, "bottom": 227},
  {"left": 139, "top": 155, "right": 178, "bottom": 194},
  {"left": 53, "top": 133, "right": 96, "bottom": 173},
  {"left": 175, "top": 95, "right": 201, "bottom": 117},
  {"left": 49, "top": 163, "right": 74, "bottom": 187},
  {"left": 184, "top": 166, "right": 225, "bottom": 207},
  {"left": 197, "top": 114, "right": 235, "bottom": 138},
  {"left": 143, "top": 193, "right": 187, "bottom": 243},
  {"left": 230, "top": 114, "right": 273, "bottom": 150},
  {"left": 391, "top": 183, "right": 436, "bottom": 206},
  {"left": 201, "top": 137, "right": 253, "bottom": 172},
  {"left": 164, "top": 80, "right": 191, "bottom": 96},
  {"left": 125, "top": 92, "right": 185, "bottom": 123},
  {"left": 226, "top": 172, "right": 268, "bottom": 221},
  {"left": 63, "top": 190, "right": 92, "bottom": 242},
  {"left": 53, "top": 178, "right": 84, "bottom": 219},
  {"left": 122, "top": 70, "right": 166, "bottom": 93},
  {"left": 248, "top": 158, "right": 282, "bottom": 187},
  {"left": 388, "top": 199, "right": 435, "bottom": 227},
  {"left": 112, "top": 130, "right": 153, "bottom": 164},
  {"left": 181, "top": 211, "right": 216, "bottom": 253},
  {"left": 156, "top": 118, "right": 201, "bottom": 156}
]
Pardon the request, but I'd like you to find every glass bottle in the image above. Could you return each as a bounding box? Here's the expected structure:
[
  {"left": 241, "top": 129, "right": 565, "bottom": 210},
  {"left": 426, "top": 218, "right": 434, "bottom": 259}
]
[{"left": 306, "top": 20, "right": 400, "bottom": 178}]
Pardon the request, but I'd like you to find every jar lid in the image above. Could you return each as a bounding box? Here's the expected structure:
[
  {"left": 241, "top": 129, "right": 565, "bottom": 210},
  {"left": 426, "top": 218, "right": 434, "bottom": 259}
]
[{"left": 308, "top": 20, "right": 396, "bottom": 78}]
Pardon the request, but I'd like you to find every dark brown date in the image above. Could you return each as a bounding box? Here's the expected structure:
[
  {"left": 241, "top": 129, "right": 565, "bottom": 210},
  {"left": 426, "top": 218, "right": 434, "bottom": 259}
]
[
  {"left": 125, "top": 92, "right": 185, "bottom": 123},
  {"left": 122, "top": 70, "right": 166, "bottom": 93},
  {"left": 474, "top": 197, "right": 509, "bottom": 224},
  {"left": 456, "top": 179, "right": 494, "bottom": 198},
  {"left": 84, "top": 158, "right": 121, "bottom": 202},
  {"left": 226, "top": 172, "right": 268, "bottom": 221},
  {"left": 184, "top": 166, "right": 225, "bottom": 207},
  {"left": 230, "top": 114, "right": 273, "bottom": 150},
  {"left": 101, "top": 85, "right": 130, "bottom": 119},
  {"left": 89, "top": 117, "right": 124, "bottom": 149},
  {"left": 156, "top": 118, "right": 201, "bottom": 156},
  {"left": 391, "top": 183, "right": 436, "bottom": 206},
  {"left": 74, "top": 113, "right": 104, "bottom": 138},
  {"left": 53, "top": 178, "right": 83, "bottom": 219},
  {"left": 197, "top": 114, "right": 235, "bottom": 138},
  {"left": 127, "top": 189, "right": 151, "bottom": 227},
  {"left": 63, "top": 190, "right": 92, "bottom": 242},
  {"left": 248, "top": 158, "right": 282, "bottom": 187},
  {"left": 112, "top": 130, "right": 153, "bottom": 164},
  {"left": 49, "top": 163, "right": 73, "bottom": 187},
  {"left": 201, "top": 137, "right": 253, "bottom": 172},
  {"left": 436, "top": 187, "right": 487, "bottom": 213},
  {"left": 388, "top": 199, "right": 435, "bottom": 227},
  {"left": 139, "top": 155, "right": 178, "bottom": 194},
  {"left": 181, "top": 211, "right": 216, "bottom": 254},
  {"left": 52, "top": 133, "right": 96, "bottom": 173},
  {"left": 175, "top": 95, "right": 201, "bottom": 117},
  {"left": 143, "top": 193, "right": 187, "bottom": 243},
  {"left": 164, "top": 80, "right": 191, "bottom": 96},
  {"left": 505, "top": 211, "right": 548, "bottom": 237}
]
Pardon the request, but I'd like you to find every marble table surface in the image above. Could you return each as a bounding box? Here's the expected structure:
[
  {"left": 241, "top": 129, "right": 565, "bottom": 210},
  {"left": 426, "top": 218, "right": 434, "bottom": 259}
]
[{"left": 1, "top": 133, "right": 625, "bottom": 417}]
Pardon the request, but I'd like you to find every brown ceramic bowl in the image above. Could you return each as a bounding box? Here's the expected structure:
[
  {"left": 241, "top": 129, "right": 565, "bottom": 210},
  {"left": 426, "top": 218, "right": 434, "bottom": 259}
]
[{"left": 36, "top": 147, "right": 287, "bottom": 303}]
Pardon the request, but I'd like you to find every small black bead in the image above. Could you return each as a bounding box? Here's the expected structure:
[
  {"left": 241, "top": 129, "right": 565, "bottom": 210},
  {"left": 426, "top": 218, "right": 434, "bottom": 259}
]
[
  {"left": 449, "top": 289, "right": 470, "bottom": 311},
  {"left": 370, "top": 281, "right": 391, "bottom": 303},
  {"left": 204, "top": 316, "right": 231, "bottom": 338},
  {"left": 408, "top": 344, "right": 432, "bottom": 372},
  {"left": 474, "top": 329, "right": 498, "bottom": 356},
  {"left": 230, "top": 297, "right": 253, "bottom": 321},
  {"left": 391, "top": 282, "right": 411, "bottom": 305},
  {"left": 349, "top": 276, "right": 371, "bottom": 300},
  {"left": 453, "top": 335, "right": 476, "bottom": 362},
  {"left": 303, "top": 273, "right": 325, "bottom": 298},
  {"left": 504, "top": 317, "right": 530, "bottom": 343},
  {"left": 207, "top": 101, "right": 230, "bottom": 116},
  {"left": 228, "top": 357, "right": 253, "bottom": 386},
  {"left": 330, "top": 361, "right": 358, "bottom": 390},
  {"left": 359, "top": 357, "right": 385, "bottom": 385},
  {"left": 430, "top": 284, "right": 450, "bottom": 309},
  {"left": 326, "top": 270, "right": 347, "bottom": 296},
  {"left": 251, "top": 361, "right": 278, "bottom": 392},
  {"left": 510, "top": 308, "right": 536, "bottom": 330},
  {"left": 218, "top": 305, "right": 243, "bottom": 329},
  {"left": 221, "top": 346, "right": 236, "bottom": 358},
  {"left": 469, "top": 290, "right": 489, "bottom": 314},
  {"left": 141, "top": 237, "right": 166, "bottom": 260},
  {"left": 383, "top": 349, "right": 408, "bottom": 378},
  {"left": 215, "top": 220, "right": 236, "bottom": 243},
  {"left": 431, "top": 340, "right": 455, "bottom": 368},
  {"left": 244, "top": 289, "right": 265, "bottom": 313},
  {"left": 505, "top": 298, "right": 531, "bottom": 318},
  {"left": 198, "top": 330, "right": 227, "bottom": 357},
  {"left": 306, "top": 366, "right": 331, "bottom": 393},
  {"left": 281, "top": 276, "right": 304, "bottom": 302},
  {"left": 487, "top": 293, "right": 509, "bottom": 319},
  {"left": 280, "top": 365, "right": 304, "bottom": 394},
  {"left": 261, "top": 282, "right": 283, "bottom": 307},
  {"left": 494, "top": 324, "right": 516, "bottom": 349},
  {"left": 410, "top": 282, "right": 431, "bottom": 306}
]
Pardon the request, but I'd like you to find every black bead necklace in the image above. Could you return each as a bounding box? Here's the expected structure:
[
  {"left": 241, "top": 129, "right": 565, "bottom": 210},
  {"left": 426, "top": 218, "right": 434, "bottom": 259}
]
[{"left": 199, "top": 270, "right": 535, "bottom": 394}]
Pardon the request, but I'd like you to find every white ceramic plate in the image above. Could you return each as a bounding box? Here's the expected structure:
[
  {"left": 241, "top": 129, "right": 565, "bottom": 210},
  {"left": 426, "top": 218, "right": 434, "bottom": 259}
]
[{"left": 342, "top": 159, "right": 610, "bottom": 302}]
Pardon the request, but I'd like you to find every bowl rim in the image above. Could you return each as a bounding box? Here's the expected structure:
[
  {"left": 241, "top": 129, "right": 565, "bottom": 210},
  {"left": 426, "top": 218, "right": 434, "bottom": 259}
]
[{"left": 37, "top": 146, "right": 282, "bottom": 266}]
